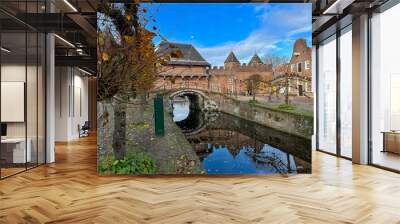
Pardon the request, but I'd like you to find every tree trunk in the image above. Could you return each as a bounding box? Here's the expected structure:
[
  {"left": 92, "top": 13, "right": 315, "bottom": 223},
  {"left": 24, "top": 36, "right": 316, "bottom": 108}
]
[
  {"left": 285, "top": 76, "right": 290, "bottom": 105},
  {"left": 285, "top": 83, "right": 289, "bottom": 104},
  {"left": 112, "top": 99, "right": 127, "bottom": 160},
  {"left": 285, "top": 92, "right": 289, "bottom": 105}
]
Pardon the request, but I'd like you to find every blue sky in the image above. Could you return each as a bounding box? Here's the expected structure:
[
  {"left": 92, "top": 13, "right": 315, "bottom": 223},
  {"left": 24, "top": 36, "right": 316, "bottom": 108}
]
[{"left": 144, "top": 3, "right": 312, "bottom": 66}]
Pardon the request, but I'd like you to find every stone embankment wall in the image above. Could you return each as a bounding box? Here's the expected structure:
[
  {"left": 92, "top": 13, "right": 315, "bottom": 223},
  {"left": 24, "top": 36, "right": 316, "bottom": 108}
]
[{"left": 207, "top": 92, "right": 313, "bottom": 139}]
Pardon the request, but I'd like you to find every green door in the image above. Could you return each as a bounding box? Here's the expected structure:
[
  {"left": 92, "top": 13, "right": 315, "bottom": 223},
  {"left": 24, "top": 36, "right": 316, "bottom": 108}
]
[{"left": 154, "top": 95, "right": 165, "bottom": 136}]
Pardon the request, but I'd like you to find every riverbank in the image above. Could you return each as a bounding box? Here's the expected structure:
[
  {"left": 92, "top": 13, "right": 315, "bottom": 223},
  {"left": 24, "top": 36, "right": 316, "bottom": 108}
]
[{"left": 97, "top": 99, "right": 203, "bottom": 175}]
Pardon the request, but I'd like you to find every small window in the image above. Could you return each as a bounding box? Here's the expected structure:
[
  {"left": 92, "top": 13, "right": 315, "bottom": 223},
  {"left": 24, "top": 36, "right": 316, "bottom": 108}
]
[
  {"left": 297, "top": 62, "right": 302, "bottom": 72},
  {"left": 307, "top": 82, "right": 312, "bottom": 91},
  {"left": 305, "top": 60, "right": 310, "bottom": 70}
]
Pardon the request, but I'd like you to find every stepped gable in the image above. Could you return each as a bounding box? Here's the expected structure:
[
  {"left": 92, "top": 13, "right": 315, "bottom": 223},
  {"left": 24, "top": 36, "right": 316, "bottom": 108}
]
[
  {"left": 292, "top": 38, "right": 308, "bottom": 53},
  {"left": 290, "top": 38, "right": 311, "bottom": 64}
]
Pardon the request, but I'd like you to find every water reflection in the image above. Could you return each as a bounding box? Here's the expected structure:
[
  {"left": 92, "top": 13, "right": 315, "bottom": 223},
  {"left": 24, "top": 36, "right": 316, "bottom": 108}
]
[
  {"left": 172, "top": 96, "right": 190, "bottom": 122},
  {"left": 172, "top": 100, "right": 311, "bottom": 174},
  {"left": 202, "top": 144, "right": 297, "bottom": 174}
]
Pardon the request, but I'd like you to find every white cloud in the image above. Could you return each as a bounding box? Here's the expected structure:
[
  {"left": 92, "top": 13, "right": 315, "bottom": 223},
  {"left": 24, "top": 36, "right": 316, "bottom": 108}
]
[
  {"left": 196, "top": 4, "right": 311, "bottom": 66},
  {"left": 288, "top": 25, "right": 312, "bottom": 36},
  {"left": 197, "top": 38, "right": 277, "bottom": 67}
]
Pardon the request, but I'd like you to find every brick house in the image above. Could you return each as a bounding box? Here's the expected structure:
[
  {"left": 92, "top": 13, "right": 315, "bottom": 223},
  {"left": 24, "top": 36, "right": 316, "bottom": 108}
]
[
  {"left": 272, "top": 38, "right": 312, "bottom": 97},
  {"left": 155, "top": 41, "right": 211, "bottom": 90}
]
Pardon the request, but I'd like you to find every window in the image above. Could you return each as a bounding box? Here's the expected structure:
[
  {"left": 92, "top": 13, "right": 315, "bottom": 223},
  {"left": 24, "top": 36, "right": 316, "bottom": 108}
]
[
  {"left": 340, "top": 26, "right": 352, "bottom": 158},
  {"left": 316, "top": 24, "right": 354, "bottom": 159},
  {"left": 317, "top": 35, "right": 337, "bottom": 154},
  {"left": 370, "top": 3, "right": 400, "bottom": 171},
  {"left": 305, "top": 60, "right": 311, "bottom": 70},
  {"left": 306, "top": 82, "right": 312, "bottom": 92},
  {"left": 297, "top": 63, "right": 302, "bottom": 72}
]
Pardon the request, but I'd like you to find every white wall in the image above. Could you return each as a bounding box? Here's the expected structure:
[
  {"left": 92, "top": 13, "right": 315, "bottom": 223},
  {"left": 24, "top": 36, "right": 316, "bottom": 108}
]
[
  {"left": 1, "top": 65, "right": 42, "bottom": 137},
  {"left": 1, "top": 82, "right": 25, "bottom": 122},
  {"left": 1, "top": 65, "right": 26, "bottom": 139},
  {"left": 74, "top": 72, "right": 89, "bottom": 137},
  {"left": 55, "top": 67, "right": 89, "bottom": 141},
  {"left": 55, "top": 66, "right": 70, "bottom": 141}
]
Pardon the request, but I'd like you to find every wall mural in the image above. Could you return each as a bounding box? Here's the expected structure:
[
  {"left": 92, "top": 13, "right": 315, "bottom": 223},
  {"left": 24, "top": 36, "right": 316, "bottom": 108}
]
[{"left": 97, "top": 2, "right": 313, "bottom": 175}]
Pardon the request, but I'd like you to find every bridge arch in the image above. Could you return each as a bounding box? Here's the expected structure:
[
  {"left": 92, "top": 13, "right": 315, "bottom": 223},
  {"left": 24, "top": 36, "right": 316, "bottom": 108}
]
[
  {"left": 169, "top": 89, "right": 208, "bottom": 101},
  {"left": 168, "top": 88, "right": 218, "bottom": 111}
]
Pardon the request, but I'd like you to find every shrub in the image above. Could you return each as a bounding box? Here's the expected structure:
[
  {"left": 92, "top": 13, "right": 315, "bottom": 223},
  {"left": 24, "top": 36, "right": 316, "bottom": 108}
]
[{"left": 99, "top": 151, "right": 157, "bottom": 174}]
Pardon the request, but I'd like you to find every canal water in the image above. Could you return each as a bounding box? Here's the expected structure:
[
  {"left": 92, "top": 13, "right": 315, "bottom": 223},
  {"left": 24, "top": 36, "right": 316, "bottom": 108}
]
[{"left": 172, "top": 97, "right": 311, "bottom": 174}]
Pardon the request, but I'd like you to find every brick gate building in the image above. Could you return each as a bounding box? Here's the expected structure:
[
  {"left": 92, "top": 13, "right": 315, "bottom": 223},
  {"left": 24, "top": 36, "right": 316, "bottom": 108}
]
[{"left": 155, "top": 41, "right": 273, "bottom": 95}]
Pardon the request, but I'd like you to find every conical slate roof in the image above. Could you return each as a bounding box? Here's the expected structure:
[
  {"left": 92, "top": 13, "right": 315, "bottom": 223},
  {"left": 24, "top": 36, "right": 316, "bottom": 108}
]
[
  {"left": 249, "top": 54, "right": 264, "bottom": 65},
  {"left": 224, "top": 51, "right": 240, "bottom": 64}
]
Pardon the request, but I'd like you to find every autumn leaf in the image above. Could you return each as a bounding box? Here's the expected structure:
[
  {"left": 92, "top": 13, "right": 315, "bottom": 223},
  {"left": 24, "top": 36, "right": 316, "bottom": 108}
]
[
  {"left": 101, "top": 52, "right": 109, "bottom": 61},
  {"left": 123, "top": 35, "right": 134, "bottom": 44}
]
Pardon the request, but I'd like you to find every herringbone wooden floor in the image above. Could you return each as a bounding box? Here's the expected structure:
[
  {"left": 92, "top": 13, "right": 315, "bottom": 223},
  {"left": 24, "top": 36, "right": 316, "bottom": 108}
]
[{"left": 1, "top": 135, "right": 400, "bottom": 224}]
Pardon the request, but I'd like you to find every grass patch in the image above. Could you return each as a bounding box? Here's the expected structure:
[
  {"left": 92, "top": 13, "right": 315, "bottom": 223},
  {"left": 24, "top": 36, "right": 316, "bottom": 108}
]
[
  {"left": 277, "top": 103, "right": 296, "bottom": 111},
  {"left": 248, "top": 99, "right": 259, "bottom": 105},
  {"left": 245, "top": 100, "right": 313, "bottom": 118}
]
